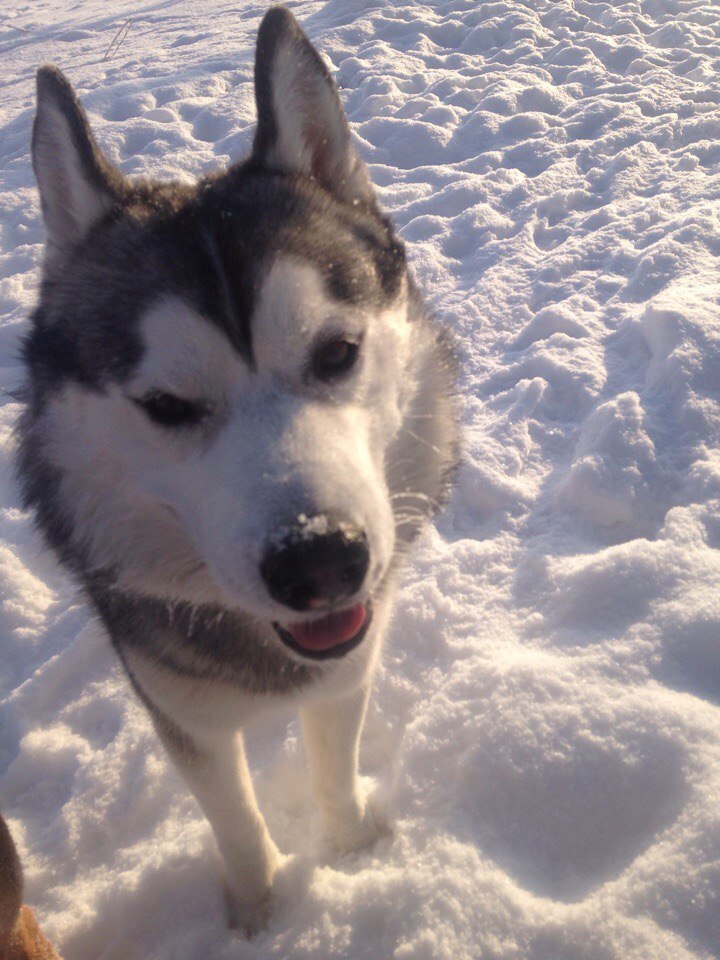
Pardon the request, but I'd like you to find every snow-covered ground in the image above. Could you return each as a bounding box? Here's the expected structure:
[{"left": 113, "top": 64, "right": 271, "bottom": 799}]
[{"left": 2, "top": 0, "right": 720, "bottom": 957}]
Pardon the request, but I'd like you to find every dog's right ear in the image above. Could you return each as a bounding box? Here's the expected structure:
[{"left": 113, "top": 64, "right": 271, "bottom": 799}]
[
  {"left": 32, "top": 67, "right": 121, "bottom": 258},
  {"left": 251, "top": 7, "right": 375, "bottom": 207}
]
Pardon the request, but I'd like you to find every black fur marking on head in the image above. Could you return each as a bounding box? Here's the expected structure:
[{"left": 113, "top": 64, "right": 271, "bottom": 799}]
[
  {"left": 21, "top": 167, "right": 408, "bottom": 399},
  {"left": 26, "top": 8, "right": 409, "bottom": 390}
]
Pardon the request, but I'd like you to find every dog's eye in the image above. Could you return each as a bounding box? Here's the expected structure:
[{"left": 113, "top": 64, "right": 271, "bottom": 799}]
[
  {"left": 312, "top": 338, "right": 360, "bottom": 382},
  {"left": 134, "top": 392, "right": 210, "bottom": 428}
]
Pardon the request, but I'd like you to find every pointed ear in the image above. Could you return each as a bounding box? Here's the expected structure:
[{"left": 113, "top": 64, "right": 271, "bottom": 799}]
[
  {"left": 32, "top": 67, "right": 121, "bottom": 257},
  {"left": 251, "top": 7, "right": 374, "bottom": 207}
]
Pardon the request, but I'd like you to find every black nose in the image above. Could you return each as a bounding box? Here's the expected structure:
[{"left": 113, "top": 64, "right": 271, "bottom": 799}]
[{"left": 261, "top": 519, "right": 370, "bottom": 612}]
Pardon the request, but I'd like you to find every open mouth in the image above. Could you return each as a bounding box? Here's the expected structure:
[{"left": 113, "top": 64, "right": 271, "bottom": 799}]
[{"left": 273, "top": 601, "right": 372, "bottom": 660}]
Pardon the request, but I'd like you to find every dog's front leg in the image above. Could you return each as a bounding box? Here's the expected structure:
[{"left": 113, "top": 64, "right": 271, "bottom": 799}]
[
  {"left": 154, "top": 721, "right": 280, "bottom": 935},
  {"left": 301, "top": 686, "right": 379, "bottom": 853}
]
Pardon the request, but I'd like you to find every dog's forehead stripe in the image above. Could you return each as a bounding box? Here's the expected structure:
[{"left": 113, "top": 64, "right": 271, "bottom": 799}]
[
  {"left": 163, "top": 204, "right": 258, "bottom": 368},
  {"left": 199, "top": 221, "right": 255, "bottom": 367}
]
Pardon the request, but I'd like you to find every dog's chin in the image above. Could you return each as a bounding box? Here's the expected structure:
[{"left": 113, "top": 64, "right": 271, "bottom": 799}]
[{"left": 272, "top": 601, "right": 373, "bottom": 660}]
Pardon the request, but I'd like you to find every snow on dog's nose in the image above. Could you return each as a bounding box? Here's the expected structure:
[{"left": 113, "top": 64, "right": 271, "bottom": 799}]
[{"left": 261, "top": 517, "right": 370, "bottom": 612}]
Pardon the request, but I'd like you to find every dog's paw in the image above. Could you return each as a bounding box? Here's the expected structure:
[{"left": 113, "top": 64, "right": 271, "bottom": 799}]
[
  {"left": 324, "top": 801, "right": 388, "bottom": 855},
  {"left": 223, "top": 843, "right": 281, "bottom": 938},
  {"left": 224, "top": 883, "right": 273, "bottom": 939}
]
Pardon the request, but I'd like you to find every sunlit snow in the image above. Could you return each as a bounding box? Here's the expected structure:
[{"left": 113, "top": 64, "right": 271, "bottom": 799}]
[{"left": 1, "top": 1, "right": 719, "bottom": 958}]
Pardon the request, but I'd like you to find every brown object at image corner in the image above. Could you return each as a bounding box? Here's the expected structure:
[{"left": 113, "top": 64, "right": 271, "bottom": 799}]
[{"left": 0, "top": 817, "right": 60, "bottom": 960}]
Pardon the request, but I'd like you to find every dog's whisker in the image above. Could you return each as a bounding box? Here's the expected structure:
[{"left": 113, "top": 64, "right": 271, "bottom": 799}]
[
  {"left": 389, "top": 490, "right": 436, "bottom": 503},
  {"left": 399, "top": 426, "right": 444, "bottom": 456}
]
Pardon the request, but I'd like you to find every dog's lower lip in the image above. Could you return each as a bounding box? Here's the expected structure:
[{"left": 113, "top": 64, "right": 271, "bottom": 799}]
[{"left": 273, "top": 602, "right": 372, "bottom": 660}]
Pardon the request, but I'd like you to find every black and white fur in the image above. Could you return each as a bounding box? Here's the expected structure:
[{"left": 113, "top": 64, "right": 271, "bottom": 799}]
[{"left": 17, "top": 6, "right": 459, "bottom": 934}]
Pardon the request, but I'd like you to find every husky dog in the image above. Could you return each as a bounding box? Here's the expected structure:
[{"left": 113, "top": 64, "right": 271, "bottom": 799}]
[{"left": 17, "top": 5, "right": 458, "bottom": 934}]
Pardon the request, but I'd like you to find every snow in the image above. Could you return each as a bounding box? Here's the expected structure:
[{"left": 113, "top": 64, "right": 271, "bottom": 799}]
[{"left": 1, "top": 0, "right": 720, "bottom": 957}]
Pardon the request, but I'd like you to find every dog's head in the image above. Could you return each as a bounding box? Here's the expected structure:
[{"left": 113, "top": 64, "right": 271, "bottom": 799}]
[{"left": 20, "top": 7, "right": 457, "bottom": 659}]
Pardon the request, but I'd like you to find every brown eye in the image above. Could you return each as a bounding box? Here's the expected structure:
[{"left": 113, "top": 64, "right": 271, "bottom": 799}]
[
  {"left": 312, "top": 338, "right": 360, "bottom": 382},
  {"left": 134, "top": 392, "right": 210, "bottom": 428}
]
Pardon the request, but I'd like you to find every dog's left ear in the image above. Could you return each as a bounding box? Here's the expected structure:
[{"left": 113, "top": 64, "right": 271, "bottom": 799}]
[{"left": 251, "top": 6, "right": 374, "bottom": 207}]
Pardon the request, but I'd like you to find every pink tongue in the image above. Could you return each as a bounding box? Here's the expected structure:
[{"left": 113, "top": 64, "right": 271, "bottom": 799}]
[{"left": 286, "top": 604, "right": 367, "bottom": 651}]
